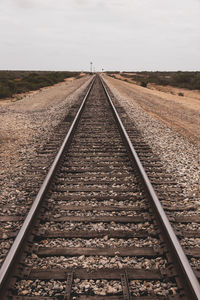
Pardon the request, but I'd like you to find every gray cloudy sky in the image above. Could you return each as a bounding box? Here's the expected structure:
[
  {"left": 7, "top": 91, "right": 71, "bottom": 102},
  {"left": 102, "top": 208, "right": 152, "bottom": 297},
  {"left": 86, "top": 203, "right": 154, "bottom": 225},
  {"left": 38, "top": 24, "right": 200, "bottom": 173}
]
[{"left": 0, "top": 0, "right": 200, "bottom": 71}]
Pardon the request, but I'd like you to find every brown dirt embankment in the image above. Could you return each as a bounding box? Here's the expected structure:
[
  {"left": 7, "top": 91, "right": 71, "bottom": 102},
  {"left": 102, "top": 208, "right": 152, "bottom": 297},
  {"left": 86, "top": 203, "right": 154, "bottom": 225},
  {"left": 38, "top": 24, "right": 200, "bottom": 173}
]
[
  {"left": 113, "top": 73, "right": 200, "bottom": 101},
  {"left": 105, "top": 75, "right": 200, "bottom": 146},
  {"left": 0, "top": 75, "right": 91, "bottom": 168}
]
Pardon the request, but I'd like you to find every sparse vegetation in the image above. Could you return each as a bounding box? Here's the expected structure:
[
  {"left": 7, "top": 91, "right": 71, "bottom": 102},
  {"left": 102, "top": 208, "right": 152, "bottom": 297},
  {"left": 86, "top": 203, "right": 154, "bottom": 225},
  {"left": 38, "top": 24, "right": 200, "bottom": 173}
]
[
  {"left": 0, "top": 71, "right": 80, "bottom": 99},
  {"left": 120, "top": 71, "right": 200, "bottom": 90},
  {"left": 106, "top": 71, "right": 120, "bottom": 75},
  {"left": 140, "top": 81, "right": 148, "bottom": 88}
]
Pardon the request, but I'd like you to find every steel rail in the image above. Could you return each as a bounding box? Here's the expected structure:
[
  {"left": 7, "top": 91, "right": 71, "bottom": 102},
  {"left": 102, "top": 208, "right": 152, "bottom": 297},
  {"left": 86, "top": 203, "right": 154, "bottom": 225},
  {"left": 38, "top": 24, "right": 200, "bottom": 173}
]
[
  {"left": 100, "top": 75, "right": 200, "bottom": 300},
  {"left": 0, "top": 76, "right": 96, "bottom": 296}
]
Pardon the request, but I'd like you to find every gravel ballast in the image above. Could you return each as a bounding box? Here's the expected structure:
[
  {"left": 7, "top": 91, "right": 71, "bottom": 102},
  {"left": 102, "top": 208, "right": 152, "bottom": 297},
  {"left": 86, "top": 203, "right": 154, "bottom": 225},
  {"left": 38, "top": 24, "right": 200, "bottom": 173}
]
[
  {"left": 35, "top": 237, "right": 160, "bottom": 248},
  {"left": 15, "top": 278, "right": 178, "bottom": 297},
  {"left": 0, "top": 75, "right": 92, "bottom": 208},
  {"left": 103, "top": 75, "right": 200, "bottom": 233},
  {"left": 2, "top": 75, "right": 185, "bottom": 298},
  {"left": 0, "top": 75, "right": 92, "bottom": 266},
  {"left": 40, "top": 221, "right": 153, "bottom": 232}
]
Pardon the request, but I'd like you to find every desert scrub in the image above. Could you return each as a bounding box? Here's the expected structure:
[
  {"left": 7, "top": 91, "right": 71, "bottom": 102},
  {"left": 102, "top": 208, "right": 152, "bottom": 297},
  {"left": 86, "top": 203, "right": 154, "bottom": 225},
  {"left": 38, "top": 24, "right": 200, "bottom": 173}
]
[
  {"left": 140, "top": 81, "right": 148, "bottom": 87},
  {"left": 0, "top": 71, "right": 80, "bottom": 99},
  {"left": 120, "top": 71, "right": 200, "bottom": 90}
]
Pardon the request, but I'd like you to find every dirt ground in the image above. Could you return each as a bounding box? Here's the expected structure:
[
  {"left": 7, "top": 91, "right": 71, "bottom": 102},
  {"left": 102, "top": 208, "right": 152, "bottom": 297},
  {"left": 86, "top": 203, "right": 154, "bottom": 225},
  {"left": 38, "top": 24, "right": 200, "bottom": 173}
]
[
  {"left": 105, "top": 75, "right": 200, "bottom": 146},
  {"left": 0, "top": 75, "right": 91, "bottom": 168},
  {"left": 113, "top": 73, "right": 200, "bottom": 101},
  {"left": 0, "top": 75, "right": 85, "bottom": 110}
]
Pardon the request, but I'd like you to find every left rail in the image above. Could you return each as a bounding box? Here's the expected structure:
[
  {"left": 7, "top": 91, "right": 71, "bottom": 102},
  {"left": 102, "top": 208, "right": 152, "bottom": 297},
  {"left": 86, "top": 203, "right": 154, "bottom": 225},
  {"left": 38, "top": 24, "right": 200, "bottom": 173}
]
[{"left": 0, "top": 76, "right": 96, "bottom": 296}]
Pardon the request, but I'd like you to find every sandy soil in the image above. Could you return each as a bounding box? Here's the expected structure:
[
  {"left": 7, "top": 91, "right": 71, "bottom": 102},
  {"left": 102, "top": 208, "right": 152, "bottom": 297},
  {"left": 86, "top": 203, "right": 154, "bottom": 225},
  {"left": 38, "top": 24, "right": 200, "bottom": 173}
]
[
  {"left": 0, "top": 75, "right": 91, "bottom": 169},
  {"left": 105, "top": 75, "right": 200, "bottom": 146},
  {"left": 113, "top": 73, "right": 200, "bottom": 101},
  {"left": 0, "top": 73, "right": 87, "bottom": 107},
  {"left": 0, "top": 77, "right": 83, "bottom": 111}
]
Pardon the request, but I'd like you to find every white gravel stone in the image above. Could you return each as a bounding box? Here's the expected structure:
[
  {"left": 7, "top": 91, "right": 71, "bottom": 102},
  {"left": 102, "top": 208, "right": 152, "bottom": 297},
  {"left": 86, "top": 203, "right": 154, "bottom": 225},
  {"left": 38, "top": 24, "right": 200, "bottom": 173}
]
[
  {"left": 44, "top": 210, "right": 140, "bottom": 217},
  {"left": 36, "top": 237, "right": 159, "bottom": 248},
  {"left": 16, "top": 279, "right": 66, "bottom": 297},
  {"left": 25, "top": 255, "right": 167, "bottom": 270},
  {"left": 41, "top": 221, "right": 154, "bottom": 233},
  {"left": 180, "top": 238, "right": 200, "bottom": 247},
  {"left": 130, "top": 280, "right": 178, "bottom": 296}
]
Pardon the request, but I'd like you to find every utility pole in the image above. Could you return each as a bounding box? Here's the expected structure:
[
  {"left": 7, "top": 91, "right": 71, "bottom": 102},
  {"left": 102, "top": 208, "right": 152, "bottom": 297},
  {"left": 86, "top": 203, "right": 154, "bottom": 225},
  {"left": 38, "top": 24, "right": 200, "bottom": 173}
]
[{"left": 90, "top": 62, "right": 93, "bottom": 73}]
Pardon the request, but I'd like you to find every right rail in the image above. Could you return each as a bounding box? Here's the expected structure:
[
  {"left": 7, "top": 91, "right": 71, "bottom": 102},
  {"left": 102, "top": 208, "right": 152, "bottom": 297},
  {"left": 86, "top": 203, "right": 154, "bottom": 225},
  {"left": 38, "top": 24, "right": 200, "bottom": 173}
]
[{"left": 101, "top": 76, "right": 200, "bottom": 300}]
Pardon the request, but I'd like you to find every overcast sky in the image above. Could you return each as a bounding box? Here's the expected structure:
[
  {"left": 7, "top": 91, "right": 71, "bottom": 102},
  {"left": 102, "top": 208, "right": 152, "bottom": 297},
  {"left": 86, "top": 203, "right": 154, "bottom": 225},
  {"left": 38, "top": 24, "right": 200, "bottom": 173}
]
[{"left": 0, "top": 0, "right": 200, "bottom": 71}]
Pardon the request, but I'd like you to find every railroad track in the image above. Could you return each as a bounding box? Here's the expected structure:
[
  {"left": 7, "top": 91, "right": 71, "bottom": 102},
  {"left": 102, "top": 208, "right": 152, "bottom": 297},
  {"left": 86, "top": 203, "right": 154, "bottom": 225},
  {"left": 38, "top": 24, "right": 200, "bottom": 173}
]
[{"left": 0, "top": 75, "right": 199, "bottom": 299}]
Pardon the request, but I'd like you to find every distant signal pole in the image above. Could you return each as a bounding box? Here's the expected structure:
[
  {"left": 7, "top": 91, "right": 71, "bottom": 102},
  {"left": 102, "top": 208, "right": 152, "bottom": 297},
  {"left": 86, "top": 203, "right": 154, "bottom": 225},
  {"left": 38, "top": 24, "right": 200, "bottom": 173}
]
[{"left": 90, "top": 62, "right": 93, "bottom": 73}]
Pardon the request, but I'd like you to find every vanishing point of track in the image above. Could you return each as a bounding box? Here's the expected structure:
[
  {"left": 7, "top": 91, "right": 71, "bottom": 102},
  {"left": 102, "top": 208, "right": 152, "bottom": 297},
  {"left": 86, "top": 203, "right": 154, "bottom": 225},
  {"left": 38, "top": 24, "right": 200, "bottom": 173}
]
[{"left": 0, "top": 75, "right": 199, "bottom": 299}]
